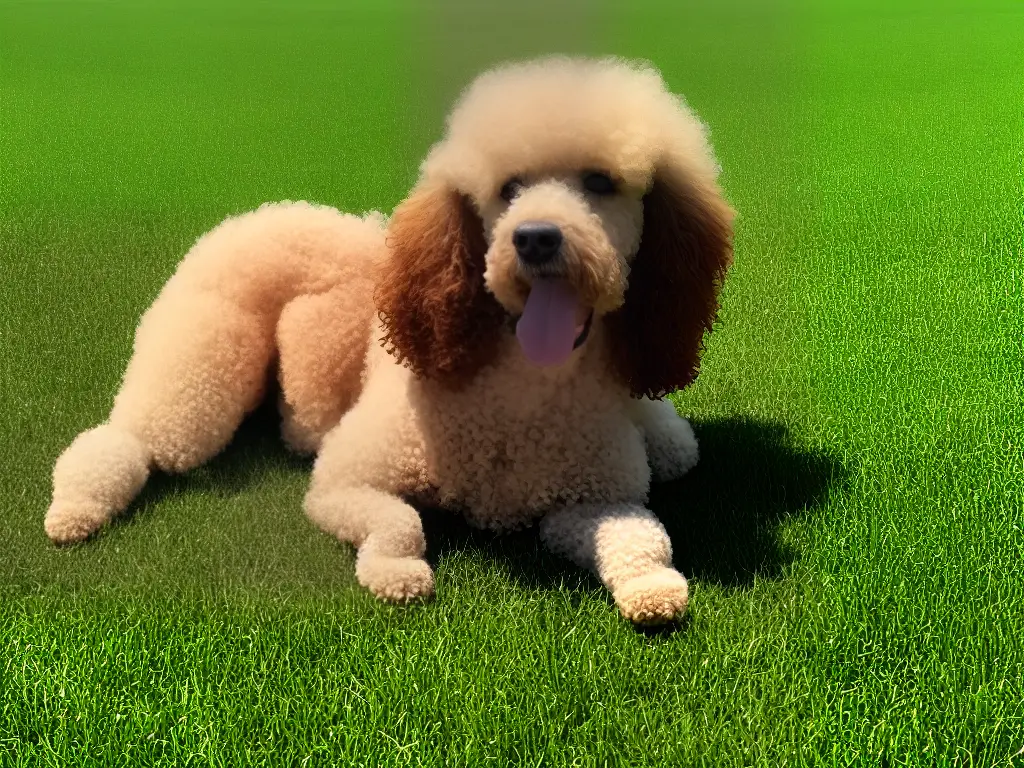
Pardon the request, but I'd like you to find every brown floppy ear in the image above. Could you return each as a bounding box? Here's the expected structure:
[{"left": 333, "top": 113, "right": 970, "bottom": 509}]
[
  {"left": 375, "top": 182, "right": 507, "bottom": 388},
  {"left": 605, "top": 174, "right": 735, "bottom": 399}
]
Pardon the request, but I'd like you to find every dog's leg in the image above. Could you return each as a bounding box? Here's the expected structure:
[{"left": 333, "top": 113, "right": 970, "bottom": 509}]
[
  {"left": 301, "top": 386, "right": 434, "bottom": 603},
  {"left": 305, "top": 484, "right": 433, "bottom": 602},
  {"left": 45, "top": 425, "right": 153, "bottom": 545},
  {"left": 45, "top": 290, "right": 273, "bottom": 545},
  {"left": 276, "top": 286, "right": 374, "bottom": 455},
  {"left": 540, "top": 503, "right": 688, "bottom": 625},
  {"left": 627, "top": 397, "right": 699, "bottom": 482},
  {"left": 46, "top": 203, "right": 386, "bottom": 545}
]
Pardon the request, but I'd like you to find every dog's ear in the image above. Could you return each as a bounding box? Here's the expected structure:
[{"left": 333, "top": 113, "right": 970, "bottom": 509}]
[
  {"left": 376, "top": 182, "right": 506, "bottom": 388},
  {"left": 605, "top": 172, "right": 735, "bottom": 399}
]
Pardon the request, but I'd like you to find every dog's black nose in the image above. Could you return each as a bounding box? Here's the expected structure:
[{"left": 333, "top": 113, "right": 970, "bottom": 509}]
[{"left": 513, "top": 221, "right": 563, "bottom": 265}]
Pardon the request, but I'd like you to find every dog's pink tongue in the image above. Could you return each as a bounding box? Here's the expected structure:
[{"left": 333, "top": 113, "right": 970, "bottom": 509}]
[{"left": 516, "top": 278, "right": 580, "bottom": 367}]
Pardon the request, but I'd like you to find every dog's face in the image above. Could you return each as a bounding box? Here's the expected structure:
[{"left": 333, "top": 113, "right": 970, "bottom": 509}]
[
  {"left": 479, "top": 168, "right": 645, "bottom": 367},
  {"left": 376, "top": 56, "right": 735, "bottom": 398}
]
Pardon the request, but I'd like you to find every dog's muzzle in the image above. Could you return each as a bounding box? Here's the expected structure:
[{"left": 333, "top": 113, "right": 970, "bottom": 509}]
[{"left": 505, "top": 220, "right": 597, "bottom": 367}]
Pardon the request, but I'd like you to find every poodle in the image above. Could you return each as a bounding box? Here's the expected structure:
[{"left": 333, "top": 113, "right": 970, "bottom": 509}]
[{"left": 45, "top": 56, "right": 735, "bottom": 625}]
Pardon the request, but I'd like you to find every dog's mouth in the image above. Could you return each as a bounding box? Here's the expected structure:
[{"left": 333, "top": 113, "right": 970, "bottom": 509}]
[{"left": 513, "top": 277, "right": 594, "bottom": 367}]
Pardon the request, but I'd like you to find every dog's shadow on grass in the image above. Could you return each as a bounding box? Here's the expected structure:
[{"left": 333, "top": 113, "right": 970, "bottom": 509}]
[
  {"left": 420, "top": 415, "right": 848, "bottom": 593},
  {"left": 651, "top": 416, "right": 847, "bottom": 587}
]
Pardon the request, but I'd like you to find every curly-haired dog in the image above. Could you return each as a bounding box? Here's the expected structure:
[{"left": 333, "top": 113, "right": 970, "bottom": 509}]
[{"left": 46, "top": 56, "right": 734, "bottom": 625}]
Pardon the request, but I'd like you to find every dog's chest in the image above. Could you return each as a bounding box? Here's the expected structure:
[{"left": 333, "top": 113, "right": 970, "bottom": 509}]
[{"left": 411, "top": 374, "right": 649, "bottom": 529}]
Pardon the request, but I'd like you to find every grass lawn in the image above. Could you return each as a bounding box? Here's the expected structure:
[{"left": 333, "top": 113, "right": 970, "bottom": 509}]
[{"left": 2, "top": 0, "right": 1022, "bottom": 764}]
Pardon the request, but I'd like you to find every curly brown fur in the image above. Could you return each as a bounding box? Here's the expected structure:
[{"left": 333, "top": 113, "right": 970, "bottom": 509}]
[
  {"left": 376, "top": 183, "right": 507, "bottom": 389},
  {"left": 605, "top": 176, "right": 735, "bottom": 399}
]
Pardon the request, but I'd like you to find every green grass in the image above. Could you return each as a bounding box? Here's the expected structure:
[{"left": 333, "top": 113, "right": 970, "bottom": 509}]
[{"left": 2, "top": 0, "right": 1022, "bottom": 764}]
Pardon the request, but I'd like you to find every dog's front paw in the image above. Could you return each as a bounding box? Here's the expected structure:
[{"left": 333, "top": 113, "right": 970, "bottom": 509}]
[
  {"left": 646, "top": 416, "right": 699, "bottom": 483},
  {"left": 614, "top": 568, "right": 689, "bottom": 625},
  {"left": 356, "top": 555, "right": 435, "bottom": 603}
]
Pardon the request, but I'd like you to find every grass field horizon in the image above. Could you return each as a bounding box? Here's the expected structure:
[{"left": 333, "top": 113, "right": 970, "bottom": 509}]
[{"left": 2, "top": 0, "right": 1022, "bottom": 765}]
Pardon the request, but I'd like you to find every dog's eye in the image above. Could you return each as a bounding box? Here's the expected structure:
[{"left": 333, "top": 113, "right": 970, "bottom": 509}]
[
  {"left": 500, "top": 178, "right": 524, "bottom": 202},
  {"left": 582, "top": 171, "right": 617, "bottom": 196}
]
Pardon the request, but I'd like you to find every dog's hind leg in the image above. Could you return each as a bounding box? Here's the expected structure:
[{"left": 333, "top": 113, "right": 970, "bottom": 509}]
[
  {"left": 45, "top": 288, "right": 274, "bottom": 544},
  {"left": 275, "top": 209, "right": 385, "bottom": 456},
  {"left": 45, "top": 202, "right": 383, "bottom": 545},
  {"left": 276, "top": 284, "right": 375, "bottom": 456}
]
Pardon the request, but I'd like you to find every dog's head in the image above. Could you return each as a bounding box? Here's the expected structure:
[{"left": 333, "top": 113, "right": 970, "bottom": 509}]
[{"left": 376, "top": 56, "right": 735, "bottom": 398}]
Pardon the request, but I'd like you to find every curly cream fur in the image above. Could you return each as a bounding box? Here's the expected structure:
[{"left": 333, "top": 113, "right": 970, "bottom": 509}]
[{"left": 45, "top": 56, "right": 734, "bottom": 625}]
